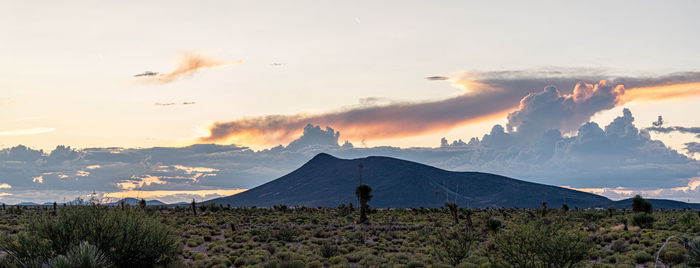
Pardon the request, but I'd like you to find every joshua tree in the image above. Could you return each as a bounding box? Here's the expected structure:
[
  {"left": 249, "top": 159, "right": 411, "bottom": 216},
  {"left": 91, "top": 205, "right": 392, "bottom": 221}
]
[
  {"left": 355, "top": 184, "right": 372, "bottom": 224},
  {"left": 446, "top": 202, "right": 459, "bottom": 225},
  {"left": 52, "top": 201, "right": 57, "bottom": 216},
  {"left": 191, "top": 199, "right": 197, "bottom": 217},
  {"left": 465, "top": 209, "right": 473, "bottom": 228},
  {"left": 607, "top": 207, "right": 615, "bottom": 218},
  {"left": 139, "top": 198, "right": 146, "bottom": 210},
  {"left": 541, "top": 201, "right": 548, "bottom": 217}
]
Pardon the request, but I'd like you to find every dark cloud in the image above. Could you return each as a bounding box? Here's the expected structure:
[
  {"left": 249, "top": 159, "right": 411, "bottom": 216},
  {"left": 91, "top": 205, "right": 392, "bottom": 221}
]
[
  {"left": 652, "top": 115, "right": 664, "bottom": 127},
  {"left": 685, "top": 142, "right": 700, "bottom": 154},
  {"left": 154, "top": 102, "right": 196, "bottom": 106},
  {"left": 646, "top": 126, "right": 700, "bottom": 138},
  {"left": 425, "top": 76, "right": 449, "bottom": 81}
]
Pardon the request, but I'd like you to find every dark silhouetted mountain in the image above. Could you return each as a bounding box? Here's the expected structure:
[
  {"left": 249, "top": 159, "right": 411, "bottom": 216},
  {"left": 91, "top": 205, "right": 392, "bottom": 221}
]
[
  {"left": 607, "top": 198, "right": 700, "bottom": 210},
  {"left": 16, "top": 202, "right": 40, "bottom": 206},
  {"left": 208, "top": 153, "right": 667, "bottom": 209},
  {"left": 105, "top": 198, "right": 166, "bottom": 206}
]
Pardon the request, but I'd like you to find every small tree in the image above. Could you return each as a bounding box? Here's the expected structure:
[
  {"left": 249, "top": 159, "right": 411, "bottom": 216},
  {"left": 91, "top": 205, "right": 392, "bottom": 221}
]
[
  {"left": 632, "top": 195, "right": 652, "bottom": 213},
  {"left": 355, "top": 184, "right": 372, "bottom": 224},
  {"left": 139, "top": 199, "right": 146, "bottom": 210}
]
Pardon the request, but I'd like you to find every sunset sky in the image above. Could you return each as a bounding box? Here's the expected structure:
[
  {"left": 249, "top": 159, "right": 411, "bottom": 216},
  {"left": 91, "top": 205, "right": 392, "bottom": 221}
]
[{"left": 1, "top": 1, "right": 699, "bottom": 204}]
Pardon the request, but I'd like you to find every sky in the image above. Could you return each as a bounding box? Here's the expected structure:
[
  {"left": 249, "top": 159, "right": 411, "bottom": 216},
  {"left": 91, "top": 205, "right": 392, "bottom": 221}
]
[{"left": 1, "top": 1, "right": 699, "bottom": 204}]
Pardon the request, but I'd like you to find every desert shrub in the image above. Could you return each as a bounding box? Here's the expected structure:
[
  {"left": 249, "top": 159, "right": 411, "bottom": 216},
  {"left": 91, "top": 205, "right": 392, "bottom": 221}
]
[
  {"left": 486, "top": 217, "right": 502, "bottom": 232},
  {"left": 659, "top": 242, "right": 686, "bottom": 266},
  {"left": 680, "top": 211, "right": 699, "bottom": 227},
  {"left": 5, "top": 206, "right": 180, "bottom": 267},
  {"left": 319, "top": 240, "right": 339, "bottom": 258},
  {"left": 45, "top": 241, "right": 112, "bottom": 268},
  {"left": 405, "top": 260, "right": 426, "bottom": 268},
  {"left": 432, "top": 226, "right": 475, "bottom": 266},
  {"left": 274, "top": 226, "right": 300, "bottom": 242},
  {"left": 279, "top": 260, "right": 305, "bottom": 268},
  {"left": 610, "top": 240, "right": 626, "bottom": 252},
  {"left": 491, "top": 221, "right": 591, "bottom": 268},
  {"left": 633, "top": 251, "right": 653, "bottom": 264},
  {"left": 631, "top": 214, "right": 655, "bottom": 229}
]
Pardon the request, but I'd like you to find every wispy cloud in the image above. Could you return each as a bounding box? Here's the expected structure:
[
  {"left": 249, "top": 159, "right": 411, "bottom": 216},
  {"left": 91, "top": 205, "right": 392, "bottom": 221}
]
[
  {"left": 116, "top": 175, "right": 166, "bottom": 190},
  {"left": 425, "top": 76, "right": 449, "bottom": 81},
  {"left": 154, "top": 102, "right": 196, "bottom": 106},
  {"left": 136, "top": 52, "right": 240, "bottom": 84},
  {"left": 0, "top": 127, "right": 55, "bottom": 136}
]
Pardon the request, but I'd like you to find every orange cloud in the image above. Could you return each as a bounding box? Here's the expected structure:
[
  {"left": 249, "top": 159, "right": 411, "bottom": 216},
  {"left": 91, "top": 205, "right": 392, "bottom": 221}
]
[
  {"left": 622, "top": 82, "right": 700, "bottom": 103},
  {"left": 104, "top": 189, "right": 246, "bottom": 202},
  {"left": 141, "top": 52, "right": 239, "bottom": 84},
  {"left": 201, "top": 90, "right": 518, "bottom": 146}
]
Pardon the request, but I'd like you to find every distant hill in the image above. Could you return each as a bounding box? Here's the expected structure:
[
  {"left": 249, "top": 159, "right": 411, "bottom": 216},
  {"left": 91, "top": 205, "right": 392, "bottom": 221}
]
[
  {"left": 105, "top": 198, "right": 166, "bottom": 206},
  {"left": 16, "top": 202, "right": 40, "bottom": 206},
  {"left": 607, "top": 198, "right": 700, "bottom": 210},
  {"left": 208, "top": 153, "right": 689, "bottom": 209}
]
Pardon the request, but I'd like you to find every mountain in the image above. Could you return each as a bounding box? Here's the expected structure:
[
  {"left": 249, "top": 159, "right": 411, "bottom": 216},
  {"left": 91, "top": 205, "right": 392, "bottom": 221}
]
[
  {"left": 16, "top": 202, "right": 40, "bottom": 206},
  {"left": 105, "top": 198, "right": 166, "bottom": 206},
  {"left": 208, "top": 153, "right": 654, "bottom": 209},
  {"left": 607, "top": 198, "right": 700, "bottom": 210}
]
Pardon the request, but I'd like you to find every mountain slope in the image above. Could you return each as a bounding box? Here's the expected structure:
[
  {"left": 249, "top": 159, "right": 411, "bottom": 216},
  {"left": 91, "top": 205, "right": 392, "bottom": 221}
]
[{"left": 207, "top": 153, "right": 617, "bottom": 208}]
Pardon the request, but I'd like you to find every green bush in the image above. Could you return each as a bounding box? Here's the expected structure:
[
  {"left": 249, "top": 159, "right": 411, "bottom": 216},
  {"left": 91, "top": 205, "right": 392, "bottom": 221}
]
[
  {"left": 5, "top": 206, "right": 180, "bottom": 267},
  {"left": 274, "top": 226, "right": 300, "bottom": 242},
  {"left": 633, "top": 251, "right": 653, "bottom": 264},
  {"left": 491, "top": 221, "right": 591, "bottom": 268},
  {"left": 319, "top": 240, "right": 339, "bottom": 258},
  {"left": 659, "top": 242, "right": 686, "bottom": 266},
  {"left": 432, "top": 226, "right": 475, "bottom": 266},
  {"left": 610, "top": 240, "right": 625, "bottom": 252},
  {"left": 631, "top": 214, "right": 655, "bottom": 229},
  {"left": 486, "top": 217, "right": 502, "bottom": 232}
]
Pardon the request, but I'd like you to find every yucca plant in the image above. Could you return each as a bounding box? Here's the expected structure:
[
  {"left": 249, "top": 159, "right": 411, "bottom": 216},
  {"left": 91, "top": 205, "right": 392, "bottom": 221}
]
[{"left": 45, "top": 241, "right": 112, "bottom": 268}]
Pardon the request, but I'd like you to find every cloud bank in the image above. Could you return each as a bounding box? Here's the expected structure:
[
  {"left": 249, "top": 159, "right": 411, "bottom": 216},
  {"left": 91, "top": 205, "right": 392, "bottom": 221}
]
[{"left": 2, "top": 106, "right": 699, "bottom": 204}]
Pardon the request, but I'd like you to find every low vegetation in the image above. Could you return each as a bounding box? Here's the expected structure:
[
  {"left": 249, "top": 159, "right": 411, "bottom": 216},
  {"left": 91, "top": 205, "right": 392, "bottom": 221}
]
[{"left": 0, "top": 198, "right": 697, "bottom": 267}]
